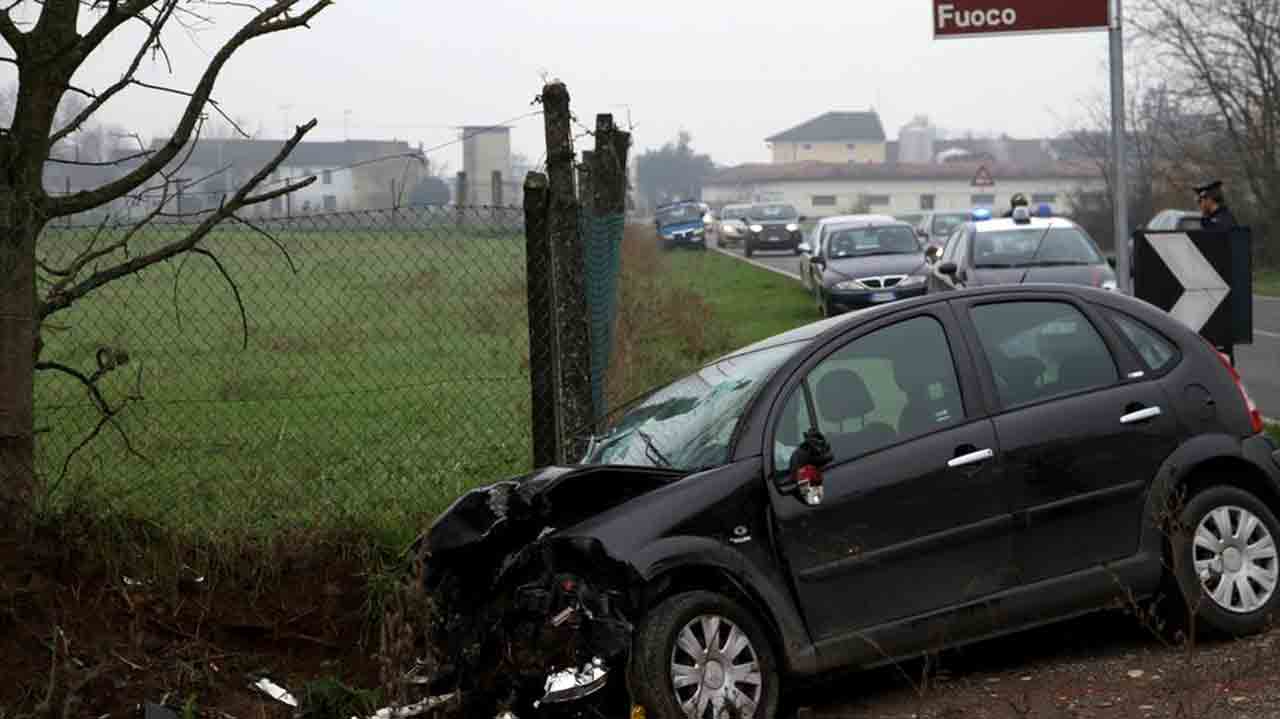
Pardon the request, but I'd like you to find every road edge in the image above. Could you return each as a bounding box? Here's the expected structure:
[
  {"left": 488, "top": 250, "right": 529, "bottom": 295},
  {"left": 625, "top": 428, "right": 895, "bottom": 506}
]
[{"left": 711, "top": 245, "right": 802, "bottom": 282}]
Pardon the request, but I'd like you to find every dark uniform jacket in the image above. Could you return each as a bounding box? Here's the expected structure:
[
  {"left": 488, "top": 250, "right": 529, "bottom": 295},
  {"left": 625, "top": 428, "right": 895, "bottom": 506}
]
[{"left": 1201, "top": 205, "right": 1238, "bottom": 231}]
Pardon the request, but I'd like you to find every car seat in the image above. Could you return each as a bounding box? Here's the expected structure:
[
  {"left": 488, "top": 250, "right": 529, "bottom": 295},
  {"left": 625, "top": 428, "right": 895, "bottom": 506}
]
[
  {"left": 894, "top": 359, "right": 963, "bottom": 437},
  {"left": 815, "top": 368, "right": 897, "bottom": 458}
]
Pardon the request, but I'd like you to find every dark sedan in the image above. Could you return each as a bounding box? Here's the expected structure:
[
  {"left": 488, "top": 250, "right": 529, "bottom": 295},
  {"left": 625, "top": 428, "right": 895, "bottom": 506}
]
[
  {"left": 420, "top": 284, "right": 1278, "bottom": 719},
  {"left": 928, "top": 212, "right": 1119, "bottom": 294},
  {"left": 743, "top": 203, "right": 805, "bottom": 257},
  {"left": 799, "top": 218, "right": 929, "bottom": 317}
]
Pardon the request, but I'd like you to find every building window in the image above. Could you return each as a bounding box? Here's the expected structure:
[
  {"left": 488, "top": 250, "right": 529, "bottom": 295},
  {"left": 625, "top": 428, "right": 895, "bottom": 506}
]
[
  {"left": 802, "top": 144, "right": 812, "bottom": 150},
  {"left": 971, "top": 194, "right": 996, "bottom": 206},
  {"left": 863, "top": 194, "right": 891, "bottom": 207},
  {"left": 920, "top": 194, "right": 936, "bottom": 211},
  {"left": 322, "top": 170, "right": 333, "bottom": 185},
  {"left": 1031, "top": 193, "right": 1057, "bottom": 204},
  {"left": 812, "top": 195, "right": 837, "bottom": 207},
  {"left": 846, "top": 143, "right": 856, "bottom": 150},
  {"left": 323, "top": 194, "right": 338, "bottom": 211}
]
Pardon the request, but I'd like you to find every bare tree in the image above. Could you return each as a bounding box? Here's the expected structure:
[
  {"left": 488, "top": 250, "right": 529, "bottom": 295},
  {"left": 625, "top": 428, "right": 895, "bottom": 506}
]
[
  {"left": 0, "top": 0, "right": 331, "bottom": 524},
  {"left": 1135, "top": 0, "right": 1280, "bottom": 254}
]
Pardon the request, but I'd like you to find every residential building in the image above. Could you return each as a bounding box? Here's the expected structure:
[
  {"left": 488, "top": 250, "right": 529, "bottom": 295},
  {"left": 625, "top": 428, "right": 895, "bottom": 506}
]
[{"left": 766, "top": 111, "right": 888, "bottom": 164}]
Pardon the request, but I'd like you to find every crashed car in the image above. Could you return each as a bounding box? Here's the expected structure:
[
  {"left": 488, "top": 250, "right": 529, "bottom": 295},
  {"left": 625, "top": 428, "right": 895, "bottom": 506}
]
[{"left": 421, "top": 283, "right": 1280, "bottom": 719}]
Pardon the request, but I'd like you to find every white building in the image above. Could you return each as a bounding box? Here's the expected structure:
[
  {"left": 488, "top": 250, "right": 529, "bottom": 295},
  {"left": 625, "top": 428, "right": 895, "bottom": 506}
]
[{"left": 702, "top": 161, "right": 1105, "bottom": 218}]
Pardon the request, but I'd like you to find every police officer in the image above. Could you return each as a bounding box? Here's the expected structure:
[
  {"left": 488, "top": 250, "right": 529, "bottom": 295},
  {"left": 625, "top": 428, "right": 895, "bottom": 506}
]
[
  {"left": 1195, "top": 180, "right": 1238, "bottom": 231},
  {"left": 1003, "top": 192, "right": 1029, "bottom": 218}
]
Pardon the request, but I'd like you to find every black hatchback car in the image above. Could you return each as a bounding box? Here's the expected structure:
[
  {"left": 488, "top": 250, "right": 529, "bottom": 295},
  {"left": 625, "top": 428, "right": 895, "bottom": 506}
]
[
  {"left": 422, "top": 285, "right": 1278, "bottom": 719},
  {"left": 743, "top": 203, "right": 805, "bottom": 257}
]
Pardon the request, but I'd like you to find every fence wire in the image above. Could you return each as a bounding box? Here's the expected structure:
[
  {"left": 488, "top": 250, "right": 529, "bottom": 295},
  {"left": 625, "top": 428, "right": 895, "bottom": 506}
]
[{"left": 34, "top": 205, "right": 538, "bottom": 538}]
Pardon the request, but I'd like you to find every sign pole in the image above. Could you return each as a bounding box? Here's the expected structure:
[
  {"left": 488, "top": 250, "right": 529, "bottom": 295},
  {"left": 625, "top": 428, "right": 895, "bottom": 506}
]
[{"left": 1110, "top": 0, "right": 1131, "bottom": 292}]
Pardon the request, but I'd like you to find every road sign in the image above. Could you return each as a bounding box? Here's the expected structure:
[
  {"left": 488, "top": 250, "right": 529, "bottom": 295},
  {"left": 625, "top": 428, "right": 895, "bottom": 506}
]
[
  {"left": 1134, "top": 229, "right": 1253, "bottom": 351},
  {"left": 933, "top": 1, "right": 1110, "bottom": 38},
  {"left": 971, "top": 165, "right": 995, "bottom": 187}
]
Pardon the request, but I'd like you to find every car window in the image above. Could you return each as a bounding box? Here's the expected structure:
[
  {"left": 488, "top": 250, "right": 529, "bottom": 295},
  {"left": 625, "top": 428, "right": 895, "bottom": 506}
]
[
  {"left": 1109, "top": 311, "right": 1178, "bottom": 372},
  {"left": 825, "top": 226, "right": 919, "bottom": 258},
  {"left": 941, "top": 228, "right": 963, "bottom": 263},
  {"left": 970, "top": 301, "right": 1119, "bottom": 408},
  {"left": 932, "top": 213, "right": 968, "bottom": 237},
  {"left": 972, "top": 227, "right": 1103, "bottom": 267},
  {"left": 774, "top": 316, "right": 964, "bottom": 469}
]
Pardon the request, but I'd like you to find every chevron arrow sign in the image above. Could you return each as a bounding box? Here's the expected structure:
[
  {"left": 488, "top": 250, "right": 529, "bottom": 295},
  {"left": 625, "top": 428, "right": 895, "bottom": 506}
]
[{"left": 1145, "top": 232, "right": 1231, "bottom": 332}]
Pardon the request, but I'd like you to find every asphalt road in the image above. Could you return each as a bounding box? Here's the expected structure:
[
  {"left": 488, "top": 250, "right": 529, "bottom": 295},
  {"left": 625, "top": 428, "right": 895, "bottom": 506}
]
[{"left": 712, "top": 242, "right": 1280, "bottom": 419}]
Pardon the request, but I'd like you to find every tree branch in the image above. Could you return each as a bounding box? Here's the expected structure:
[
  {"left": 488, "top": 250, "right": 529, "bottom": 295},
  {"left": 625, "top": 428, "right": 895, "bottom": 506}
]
[
  {"left": 45, "top": 0, "right": 330, "bottom": 217},
  {"left": 45, "top": 148, "right": 153, "bottom": 166},
  {"left": 189, "top": 247, "right": 248, "bottom": 349},
  {"left": 49, "top": 0, "right": 177, "bottom": 145},
  {"left": 0, "top": 10, "right": 26, "bottom": 53},
  {"left": 39, "top": 118, "right": 318, "bottom": 322}
]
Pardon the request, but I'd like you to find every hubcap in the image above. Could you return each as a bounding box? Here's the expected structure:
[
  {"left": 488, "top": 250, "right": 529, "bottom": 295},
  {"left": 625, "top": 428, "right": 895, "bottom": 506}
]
[
  {"left": 1194, "top": 505, "right": 1279, "bottom": 614},
  {"left": 670, "top": 614, "right": 763, "bottom": 718}
]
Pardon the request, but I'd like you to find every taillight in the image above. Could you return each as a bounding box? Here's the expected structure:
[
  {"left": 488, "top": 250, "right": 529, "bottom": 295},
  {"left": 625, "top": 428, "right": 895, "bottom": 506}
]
[{"left": 1207, "top": 340, "right": 1264, "bottom": 434}]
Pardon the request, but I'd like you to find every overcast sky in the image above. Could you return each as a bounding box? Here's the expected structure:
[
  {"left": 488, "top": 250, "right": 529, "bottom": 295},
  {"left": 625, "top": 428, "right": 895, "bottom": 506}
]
[{"left": 4, "top": 1, "right": 1120, "bottom": 169}]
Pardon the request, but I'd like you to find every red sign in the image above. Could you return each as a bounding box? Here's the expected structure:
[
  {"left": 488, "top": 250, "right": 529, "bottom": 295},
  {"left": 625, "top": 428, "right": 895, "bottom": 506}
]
[
  {"left": 971, "top": 165, "right": 995, "bottom": 187},
  {"left": 933, "top": 0, "right": 1110, "bottom": 38}
]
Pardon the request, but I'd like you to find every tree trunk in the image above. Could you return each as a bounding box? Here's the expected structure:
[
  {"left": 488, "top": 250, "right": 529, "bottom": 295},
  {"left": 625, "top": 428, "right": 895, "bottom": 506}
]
[{"left": 0, "top": 183, "right": 39, "bottom": 527}]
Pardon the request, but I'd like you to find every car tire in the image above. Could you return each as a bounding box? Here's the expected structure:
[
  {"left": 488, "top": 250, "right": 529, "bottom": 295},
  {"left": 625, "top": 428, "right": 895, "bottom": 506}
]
[
  {"left": 1168, "top": 485, "right": 1280, "bottom": 637},
  {"left": 629, "top": 591, "right": 779, "bottom": 719}
]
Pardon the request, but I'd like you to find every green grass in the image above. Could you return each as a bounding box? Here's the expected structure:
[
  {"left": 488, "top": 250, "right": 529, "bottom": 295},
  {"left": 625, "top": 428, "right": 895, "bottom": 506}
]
[
  {"left": 36, "top": 223, "right": 533, "bottom": 543},
  {"left": 1255, "top": 268, "right": 1280, "bottom": 297},
  {"left": 32, "top": 223, "right": 819, "bottom": 544},
  {"left": 1268, "top": 423, "right": 1280, "bottom": 445},
  {"left": 663, "top": 249, "right": 816, "bottom": 346}
]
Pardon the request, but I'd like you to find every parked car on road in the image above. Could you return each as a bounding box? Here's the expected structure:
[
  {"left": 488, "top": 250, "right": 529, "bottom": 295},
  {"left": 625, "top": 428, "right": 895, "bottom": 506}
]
[
  {"left": 798, "top": 216, "right": 929, "bottom": 317},
  {"left": 422, "top": 283, "right": 1278, "bottom": 719},
  {"left": 743, "top": 203, "right": 805, "bottom": 257},
  {"left": 916, "top": 210, "right": 971, "bottom": 250},
  {"left": 656, "top": 201, "right": 710, "bottom": 251},
  {"left": 714, "top": 203, "right": 753, "bottom": 248},
  {"left": 926, "top": 208, "right": 1118, "bottom": 294}
]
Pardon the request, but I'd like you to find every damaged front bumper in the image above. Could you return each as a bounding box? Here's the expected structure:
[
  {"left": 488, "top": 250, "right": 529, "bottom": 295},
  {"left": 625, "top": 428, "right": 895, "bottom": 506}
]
[{"left": 417, "top": 467, "right": 676, "bottom": 717}]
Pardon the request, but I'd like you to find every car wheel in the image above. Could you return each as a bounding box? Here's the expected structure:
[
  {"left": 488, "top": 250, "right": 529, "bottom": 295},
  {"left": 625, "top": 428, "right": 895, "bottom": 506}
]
[
  {"left": 1169, "top": 485, "right": 1280, "bottom": 637},
  {"left": 630, "top": 591, "right": 779, "bottom": 719}
]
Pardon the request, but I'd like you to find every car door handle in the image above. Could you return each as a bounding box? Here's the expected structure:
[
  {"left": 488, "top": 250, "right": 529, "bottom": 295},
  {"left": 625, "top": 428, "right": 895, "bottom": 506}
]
[
  {"left": 948, "top": 448, "right": 995, "bottom": 469},
  {"left": 1121, "top": 406, "right": 1163, "bottom": 425}
]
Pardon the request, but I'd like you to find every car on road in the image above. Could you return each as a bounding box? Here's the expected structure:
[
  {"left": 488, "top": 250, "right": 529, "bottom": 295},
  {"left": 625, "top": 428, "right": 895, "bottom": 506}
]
[
  {"left": 714, "top": 203, "right": 752, "bottom": 248},
  {"left": 656, "top": 201, "right": 710, "bottom": 251},
  {"left": 926, "top": 208, "right": 1118, "bottom": 294},
  {"left": 797, "top": 215, "right": 929, "bottom": 317},
  {"left": 916, "top": 210, "right": 971, "bottom": 250},
  {"left": 422, "top": 283, "right": 1278, "bottom": 719},
  {"left": 743, "top": 203, "right": 806, "bottom": 257}
]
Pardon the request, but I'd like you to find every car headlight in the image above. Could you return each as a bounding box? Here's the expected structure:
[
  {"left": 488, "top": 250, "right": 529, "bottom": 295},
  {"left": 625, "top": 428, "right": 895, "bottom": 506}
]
[
  {"left": 749, "top": 224, "right": 763, "bottom": 233},
  {"left": 1101, "top": 279, "right": 1118, "bottom": 291},
  {"left": 722, "top": 224, "right": 740, "bottom": 235},
  {"left": 833, "top": 280, "right": 866, "bottom": 291},
  {"left": 786, "top": 223, "right": 800, "bottom": 232},
  {"left": 897, "top": 275, "right": 926, "bottom": 287}
]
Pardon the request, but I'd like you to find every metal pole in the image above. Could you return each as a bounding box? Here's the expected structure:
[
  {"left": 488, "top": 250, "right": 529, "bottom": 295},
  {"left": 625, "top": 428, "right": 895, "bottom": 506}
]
[{"left": 1110, "top": 0, "right": 1131, "bottom": 292}]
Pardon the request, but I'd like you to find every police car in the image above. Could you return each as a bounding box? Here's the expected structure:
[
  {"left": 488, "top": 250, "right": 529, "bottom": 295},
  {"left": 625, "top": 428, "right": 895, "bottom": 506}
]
[{"left": 925, "top": 206, "right": 1119, "bottom": 294}]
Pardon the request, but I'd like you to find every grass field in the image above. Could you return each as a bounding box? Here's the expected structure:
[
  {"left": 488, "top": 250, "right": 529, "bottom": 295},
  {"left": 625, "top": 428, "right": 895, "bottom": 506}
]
[
  {"left": 1256, "top": 268, "right": 1280, "bottom": 297},
  {"left": 33, "top": 218, "right": 819, "bottom": 544}
]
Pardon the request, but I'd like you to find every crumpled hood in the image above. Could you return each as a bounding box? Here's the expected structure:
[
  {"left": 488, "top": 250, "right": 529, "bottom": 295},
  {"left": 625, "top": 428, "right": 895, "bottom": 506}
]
[{"left": 424, "top": 465, "right": 684, "bottom": 559}]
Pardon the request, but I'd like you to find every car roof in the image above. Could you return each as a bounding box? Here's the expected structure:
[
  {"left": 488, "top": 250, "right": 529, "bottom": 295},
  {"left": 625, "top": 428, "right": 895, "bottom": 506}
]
[
  {"left": 817, "top": 214, "right": 902, "bottom": 227},
  {"left": 972, "top": 216, "right": 1081, "bottom": 233}
]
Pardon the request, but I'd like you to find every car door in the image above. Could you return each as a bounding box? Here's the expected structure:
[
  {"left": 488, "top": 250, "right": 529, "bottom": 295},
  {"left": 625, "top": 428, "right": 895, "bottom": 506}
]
[
  {"left": 955, "top": 294, "right": 1183, "bottom": 585},
  {"left": 768, "top": 307, "right": 1015, "bottom": 642}
]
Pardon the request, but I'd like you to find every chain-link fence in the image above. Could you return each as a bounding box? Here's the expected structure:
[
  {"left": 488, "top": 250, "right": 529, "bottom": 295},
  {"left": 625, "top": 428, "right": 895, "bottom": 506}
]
[{"left": 34, "top": 205, "right": 539, "bottom": 539}]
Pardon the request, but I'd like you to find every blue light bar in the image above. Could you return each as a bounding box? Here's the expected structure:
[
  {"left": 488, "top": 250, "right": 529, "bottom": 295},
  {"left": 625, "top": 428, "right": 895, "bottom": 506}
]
[{"left": 971, "top": 207, "right": 993, "bottom": 221}]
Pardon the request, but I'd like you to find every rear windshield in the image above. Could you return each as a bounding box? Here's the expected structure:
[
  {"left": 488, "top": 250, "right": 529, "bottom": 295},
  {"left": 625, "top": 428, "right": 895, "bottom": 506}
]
[{"left": 973, "top": 227, "right": 1104, "bottom": 267}]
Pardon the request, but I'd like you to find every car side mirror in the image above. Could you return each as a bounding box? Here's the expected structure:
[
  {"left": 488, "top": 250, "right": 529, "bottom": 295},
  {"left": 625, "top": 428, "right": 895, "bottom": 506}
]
[
  {"left": 780, "top": 429, "right": 833, "bottom": 506},
  {"left": 938, "top": 261, "right": 958, "bottom": 276},
  {"left": 798, "top": 215, "right": 807, "bottom": 222},
  {"left": 797, "top": 242, "right": 811, "bottom": 254},
  {"left": 925, "top": 246, "right": 941, "bottom": 264}
]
